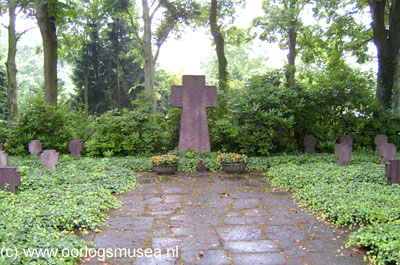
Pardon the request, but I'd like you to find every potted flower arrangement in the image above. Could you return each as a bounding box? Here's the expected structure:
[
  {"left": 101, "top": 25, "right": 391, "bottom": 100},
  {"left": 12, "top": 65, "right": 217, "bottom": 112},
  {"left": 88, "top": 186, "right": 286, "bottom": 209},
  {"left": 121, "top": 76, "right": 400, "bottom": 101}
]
[
  {"left": 150, "top": 153, "right": 179, "bottom": 174},
  {"left": 217, "top": 153, "right": 248, "bottom": 174}
]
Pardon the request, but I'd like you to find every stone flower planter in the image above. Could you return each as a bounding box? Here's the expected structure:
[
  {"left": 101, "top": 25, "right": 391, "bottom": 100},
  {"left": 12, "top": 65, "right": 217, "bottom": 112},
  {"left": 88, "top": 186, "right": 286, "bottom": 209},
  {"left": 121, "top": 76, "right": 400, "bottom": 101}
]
[
  {"left": 153, "top": 164, "right": 178, "bottom": 175},
  {"left": 221, "top": 163, "right": 247, "bottom": 174}
]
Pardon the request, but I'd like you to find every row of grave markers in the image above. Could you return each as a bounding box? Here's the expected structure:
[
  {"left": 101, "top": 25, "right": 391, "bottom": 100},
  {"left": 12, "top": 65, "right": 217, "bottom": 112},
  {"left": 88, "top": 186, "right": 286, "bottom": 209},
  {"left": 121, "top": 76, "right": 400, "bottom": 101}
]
[
  {"left": 0, "top": 140, "right": 84, "bottom": 194},
  {"left": 304, "top": 134, "right": 399, "bottom": 185},
  {"left": 303, "top": 134, "right": 395, "bottom": 164},
  {"left": 1, "top": 135, "right": 399, "bottom": 194}
]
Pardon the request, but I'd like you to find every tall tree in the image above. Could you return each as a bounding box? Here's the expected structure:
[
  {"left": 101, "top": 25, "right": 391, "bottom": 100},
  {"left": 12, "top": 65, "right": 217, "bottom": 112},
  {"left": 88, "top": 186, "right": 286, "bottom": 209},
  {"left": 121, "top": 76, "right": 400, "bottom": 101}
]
[
  {"left": 255, "top": 0, "right": 312, "bottom": 88},
  {"left": 368, "top": 0, "right": 400, "bottom": 111},
  {"left": 35, "top": 0, "right": 58, "bottom": 106},
  {"left": 128, "top": 0, "right": 199, "bottom": 113},
  {"left": 6, "top": 0, "right": 18, "bottom": 119},
  {"left": 69, "top": 0, "right": 144, "bottom": 114},
  {"left": 209, "top": 0, "right": 228, "bottom": 90}
]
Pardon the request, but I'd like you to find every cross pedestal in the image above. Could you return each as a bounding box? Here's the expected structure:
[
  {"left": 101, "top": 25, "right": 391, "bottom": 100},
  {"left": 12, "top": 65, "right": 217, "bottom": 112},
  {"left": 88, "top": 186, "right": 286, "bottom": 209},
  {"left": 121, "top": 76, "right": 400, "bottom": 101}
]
[{"left": 171, "top": 75, "right": 216, "bottom": 153}]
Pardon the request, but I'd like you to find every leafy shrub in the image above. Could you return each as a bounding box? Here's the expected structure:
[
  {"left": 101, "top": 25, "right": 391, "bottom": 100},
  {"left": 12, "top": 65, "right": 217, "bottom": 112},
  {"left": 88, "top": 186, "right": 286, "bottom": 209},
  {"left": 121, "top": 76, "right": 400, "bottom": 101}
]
[
  {"left": 4, "top": 93, "right": 78, "bottom": 155},
  {"left": 85, "top": 95, "right": 168, "bottom": 156}
]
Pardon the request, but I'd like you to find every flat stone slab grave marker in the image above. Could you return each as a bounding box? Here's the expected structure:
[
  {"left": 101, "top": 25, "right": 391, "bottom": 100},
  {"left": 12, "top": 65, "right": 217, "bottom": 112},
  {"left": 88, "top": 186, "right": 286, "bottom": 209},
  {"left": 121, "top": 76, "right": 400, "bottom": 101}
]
[
  {"left": 40, "top": 150, "right": 59, "bottom": 170},
  {"left": 303, "top": 135, "right": 317, "bottom": 154},
  {"left": 0, "top": 151, "right": 9, "bottom": 166},
  {"left": 379, "top": 143, "right": 396, "bottom": 164},
  {"left": 375, "top": 134, "right": 388, "bottom": 151},
  {"left": 0, "top": 167, "right": 21, "bottom": 194},
  {"left": 69, "top": 140, "right": 83, "bottom": 156},
  {"left": 171, "top": 75, "right": 216, "bottom": 153},
  {"left": 335, "top": 143, "right": 352, "bottom": 166},
  {"left": 386, "top": 158, "right": 400, "bottom": 185},
  {"left": 29, "top": 140, "right": 42, "bottom": 156},
  {"left": 339, "top": 135, "right": 353, "bottom": 147}
]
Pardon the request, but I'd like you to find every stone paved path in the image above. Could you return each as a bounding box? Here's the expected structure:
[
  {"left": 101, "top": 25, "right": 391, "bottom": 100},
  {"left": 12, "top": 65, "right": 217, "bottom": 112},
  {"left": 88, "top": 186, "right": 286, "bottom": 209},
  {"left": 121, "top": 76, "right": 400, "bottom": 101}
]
[{"left": 80, "top": 172, "right": 367, "bottom": 265}]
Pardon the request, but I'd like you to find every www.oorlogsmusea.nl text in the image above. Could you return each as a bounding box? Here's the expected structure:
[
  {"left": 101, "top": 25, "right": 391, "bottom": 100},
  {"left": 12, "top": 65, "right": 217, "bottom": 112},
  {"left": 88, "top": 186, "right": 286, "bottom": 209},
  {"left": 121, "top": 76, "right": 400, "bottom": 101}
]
[{"left": 1, "top": 245, "right": 179, "bottom": 262}]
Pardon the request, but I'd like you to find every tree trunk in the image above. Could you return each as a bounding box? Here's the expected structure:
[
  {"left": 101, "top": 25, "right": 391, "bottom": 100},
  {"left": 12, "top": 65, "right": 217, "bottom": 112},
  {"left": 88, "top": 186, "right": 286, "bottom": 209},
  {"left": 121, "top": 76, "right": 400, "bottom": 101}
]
[
  {"left": 210, "top": 0, "right": 228, "bottom": 91},
  {"left": 393, "top": 50, "right": 400, "bottom": 114},
  {"left": 6, "top": 1, "right": 18, "bottom": 120},
  {"left": 142, "top": 0, "right": 156, "bottom": 113},
  {"left": 369, "top": 0, "right": 400, "bottom": 110},
  {"left": 36, "top": 0, "right": 58, "bottom": 106},
  {"left": 286, "top": 21, "right": 297, "bottom": 88}
]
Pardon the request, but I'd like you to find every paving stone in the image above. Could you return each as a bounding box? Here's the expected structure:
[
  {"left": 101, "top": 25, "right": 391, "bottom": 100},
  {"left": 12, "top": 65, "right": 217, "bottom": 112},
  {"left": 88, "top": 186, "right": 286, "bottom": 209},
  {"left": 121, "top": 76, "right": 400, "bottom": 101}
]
[
  {"left": 133, "top": 254, "right": 179, "bottom": 265},
  {"left": 302, "top": 223, "right": 344, "bottom": 240},
  {"left": 265, "top": 226, "right": 306, "bottom": 242},
  {"left": 224, "top": 216, "right": 266, "bottom": 225},
  {"left": 262, "top": 198, "right": 293, "bottom": 207},
  {"left": 180, "top": 250, "right": 231, "bottom": 265},
  {"left": 224, "top": 240, "right": 280, "bottom": 253},
  {"left": 152, "top": 237, "right": 182, "bottom": 252},
  {"left": 182, "top": 207, "right": 229, "bottom": 216},
  {"left": 171, "top": 227, "right": 217, "bottom": 237},
  {"left": 244, "top": 209, "right": 268, "bottom": 217},
  {"left": 232, "top": 198, "right": 262, "bottom": 209},
  {"left": 144, "top": 195, "right": 163, "bottom": 204},
  {"left": 309, "top": 252, "right": 367, "bottom": 265},
  {"left": 163, "top": 195, "right": 182, "bottom": 203},
  {"left": 228, "top": 191, "right": 266, "bottom": 199},
  {"left": 302, "top": 239, "right": 344, "bottom": 252},
  {"left": 217, "top": 226, "right": 265, "bottom": 241},
  {"left": 284, "top": 258, "right": 312, "bottom": 265},
  {"left": 93, "top": 231, "right": 147, "bottom": 249},
  {"left": 99, "top": 217, "right": 153, "bottom": 230},
  {"left": 231, "top": 253, "right": 286, "bottom": 265},
  {"left": 181, "top": 235, "right": 220, "bottom": 251},
  {"left": 203, "top": 197, "right": 233, "bottom": 207},
  {"left": 171, "top": 215, "right": 221, "bottom": 227},
  {"left": 283, "top": 245, "right": 308, "bottom": 259},
  {"left": 162, "top": 186, "right": 193, "bottom": 194},
  {"left": 184, "top": 197, "right": 207, "bottom": 206},
  {"left": 108, "top": 204, "right": 145, "bottom": 217},
  {"left": 148, "top": 203, "right": 181, "bottom": 212},
  {"left": 225, "top": 211, "right": 242, "bottom": 217},
  {"left": 119, "top": 196, "right": 144, "bottom": 204},
  {"left": 267, "top": 215, "right": 295, "bottom": 225}
]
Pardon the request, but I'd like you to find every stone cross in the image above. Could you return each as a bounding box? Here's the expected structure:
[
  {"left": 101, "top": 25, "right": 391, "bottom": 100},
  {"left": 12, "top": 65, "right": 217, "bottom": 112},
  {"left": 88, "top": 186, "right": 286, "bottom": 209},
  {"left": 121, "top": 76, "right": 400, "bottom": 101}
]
[
  {"left": 0, "top": 151, "right": 9, "bottom": 166},
  {"left": 0, "top": 167, "right": 21, "bottom": 194},
  {"left": 339, "top": 135, "right": 353, "bottom": 147},
  {"left": 69, "top": 140, "right": 83, "bottom": 156},
  {"left": 374, "top": 134, "right": 388, "bottom": 151},
  {"left": 385, "top": 158, "right": 400, "bottom": 185},
  {"left": 40, "top": 150, "right": 59, "bottom": 170},
  {"left": 171, "top": 75, "right": 216, "bottom": 153},
  {"left": 29, "top": 140, "right": 42, "bottom": 156},
  {"left": 335, "top": 143, "right": 352, "bottom": 166},
  {"left": 379, "top": 143, "right": 396, "bottom": 164},
  {"left": 303, "top": 135, "right": 317, "bottom": 154}
]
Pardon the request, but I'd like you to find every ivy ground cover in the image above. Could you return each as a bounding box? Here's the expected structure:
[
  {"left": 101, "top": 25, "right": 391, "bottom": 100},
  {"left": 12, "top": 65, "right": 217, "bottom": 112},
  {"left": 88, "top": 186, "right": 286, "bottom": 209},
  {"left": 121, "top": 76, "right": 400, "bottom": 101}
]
[
  {"left": 1, "top": 156, "right": 137, "bottom": 264},
  {"left": 265, "top": 151, "right": 400, "bottom": 264}
]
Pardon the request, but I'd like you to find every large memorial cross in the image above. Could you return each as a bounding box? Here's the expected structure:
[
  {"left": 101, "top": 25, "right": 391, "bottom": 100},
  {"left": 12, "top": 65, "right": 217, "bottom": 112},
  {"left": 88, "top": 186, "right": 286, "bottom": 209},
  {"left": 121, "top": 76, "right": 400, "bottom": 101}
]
[{"left": 172, "top": 75, "right": 216, "bottom": 153}]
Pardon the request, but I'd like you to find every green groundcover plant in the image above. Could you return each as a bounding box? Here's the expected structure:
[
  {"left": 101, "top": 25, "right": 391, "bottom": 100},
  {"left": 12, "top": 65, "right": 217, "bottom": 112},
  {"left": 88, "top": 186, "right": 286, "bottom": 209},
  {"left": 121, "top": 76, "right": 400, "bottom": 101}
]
[{"left": 265, "top": 152, "right": 400, "bottom": 265}]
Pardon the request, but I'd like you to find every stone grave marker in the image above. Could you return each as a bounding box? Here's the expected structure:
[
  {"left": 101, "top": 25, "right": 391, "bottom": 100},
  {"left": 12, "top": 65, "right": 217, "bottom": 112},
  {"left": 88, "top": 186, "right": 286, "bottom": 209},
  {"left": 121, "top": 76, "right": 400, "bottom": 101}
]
[
  {"left": 69, "top": 140, "right": 83, "bottom": 156},
  {"left": 171, "top": 75, "right": 216, "bottom": 153},
  {"left": 303, "top": 135, "right": 317, "bottom": 154},
  {"left": 29, "top": 140, "right": 42, "bottom": 156},
  {"left": 339, "top": 135, "right": 353, "bottom": 147},
  {"left": 385, "top": 159, "right": 400, "bottom": 185},
  {"left": 0, "top": 151, "right": 9, "bottom": 166},
  {"left": 40, "top": 150, "right": 59, "bottom": 170},
  {"left": 374, "top": 134, "right": 388, "bottom": 151},
  {"left": 0, "top": 167, "right": 21, "bottom": 194},
  {"left": 335, "top": 143, "right": 352, "bottom": 166},
  {"left": 379, "top": 143, "right": 396, "bottom": 164}
]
